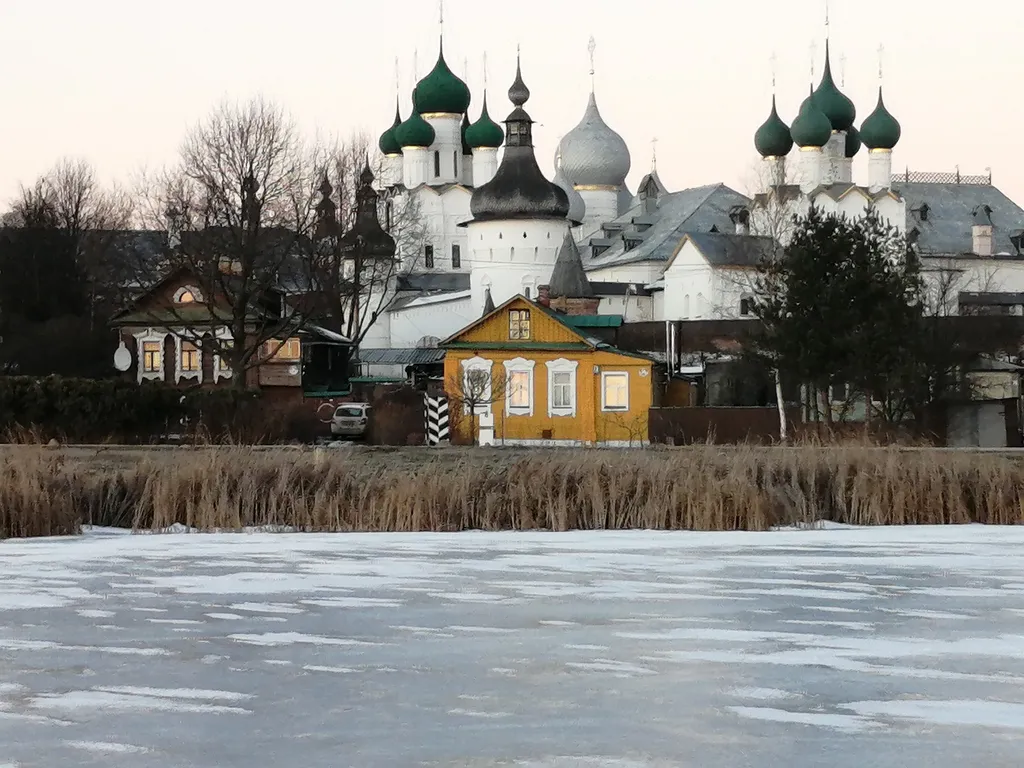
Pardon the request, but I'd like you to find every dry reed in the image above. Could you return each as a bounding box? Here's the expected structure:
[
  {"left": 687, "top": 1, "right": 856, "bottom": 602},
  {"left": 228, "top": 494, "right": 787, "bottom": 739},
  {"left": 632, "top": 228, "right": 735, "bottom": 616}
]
[{"left": 1, "top": 445, "right": 1023, "bottom": 539}]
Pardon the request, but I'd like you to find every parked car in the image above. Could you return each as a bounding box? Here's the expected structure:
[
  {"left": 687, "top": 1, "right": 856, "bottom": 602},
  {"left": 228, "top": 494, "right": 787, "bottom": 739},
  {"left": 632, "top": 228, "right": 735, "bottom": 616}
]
[{"left": 330, "top": 403, "right": 371, "bottom": 439}]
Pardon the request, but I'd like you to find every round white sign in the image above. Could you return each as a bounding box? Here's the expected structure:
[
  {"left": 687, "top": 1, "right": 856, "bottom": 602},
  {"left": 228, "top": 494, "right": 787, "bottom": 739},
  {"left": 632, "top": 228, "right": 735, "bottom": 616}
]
[{"left": 113, "top": 340, "right": 132, "bottom": 372}]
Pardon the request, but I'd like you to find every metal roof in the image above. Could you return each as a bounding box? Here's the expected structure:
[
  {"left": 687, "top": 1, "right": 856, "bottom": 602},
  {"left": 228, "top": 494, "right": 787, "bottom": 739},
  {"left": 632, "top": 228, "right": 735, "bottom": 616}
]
[
  {"left": 586, "top": 183, "right": 751, "bottom": 269},
  {"left": 684, "top": 232, "right": 776, "bottom": 267},
  {"left": 894, "top": 181, "right": 1024, "bottom": 258},
  {"left": 356, "top": 347, "right": 445, "bottom": 365}
]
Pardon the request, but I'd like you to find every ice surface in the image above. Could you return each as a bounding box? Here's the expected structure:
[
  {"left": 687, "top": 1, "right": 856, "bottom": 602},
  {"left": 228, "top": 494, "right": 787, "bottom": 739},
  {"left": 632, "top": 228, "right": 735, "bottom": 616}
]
[{"left": 2, "top": 525, "right": 1024, "bottom": 766}]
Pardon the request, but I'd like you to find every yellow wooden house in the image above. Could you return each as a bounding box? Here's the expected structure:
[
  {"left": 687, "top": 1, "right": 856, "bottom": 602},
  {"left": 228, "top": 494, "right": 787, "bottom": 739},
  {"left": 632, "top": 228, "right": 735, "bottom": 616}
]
[{"left": 441, "top": 295, "right": 654, "bottom": 446}]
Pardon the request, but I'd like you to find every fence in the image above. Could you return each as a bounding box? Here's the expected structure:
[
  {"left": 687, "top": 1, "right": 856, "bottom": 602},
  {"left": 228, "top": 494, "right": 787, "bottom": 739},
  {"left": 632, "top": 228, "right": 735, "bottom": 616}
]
[{"left": 649, "top": 406, "right": 801, "bottom": 445}]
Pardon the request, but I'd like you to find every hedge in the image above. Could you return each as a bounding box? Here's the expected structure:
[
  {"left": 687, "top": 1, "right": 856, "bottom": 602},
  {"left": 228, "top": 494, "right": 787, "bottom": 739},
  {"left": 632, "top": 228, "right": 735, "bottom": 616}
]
[{"left": 0, "top": 376, "right": 262, "bottom": 443}]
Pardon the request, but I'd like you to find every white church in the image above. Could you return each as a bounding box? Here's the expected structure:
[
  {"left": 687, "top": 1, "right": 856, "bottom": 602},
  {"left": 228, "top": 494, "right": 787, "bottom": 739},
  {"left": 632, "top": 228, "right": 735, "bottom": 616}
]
[{"left": 356, "top": 33, "right": 1024, "bottom": 379}]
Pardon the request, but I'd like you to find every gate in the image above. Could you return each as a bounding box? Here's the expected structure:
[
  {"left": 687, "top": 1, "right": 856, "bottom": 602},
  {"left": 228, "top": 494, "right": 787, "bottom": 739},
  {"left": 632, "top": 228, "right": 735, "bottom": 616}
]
[{"left": 424, "top": 393, "right": 450, "bottom": 445}]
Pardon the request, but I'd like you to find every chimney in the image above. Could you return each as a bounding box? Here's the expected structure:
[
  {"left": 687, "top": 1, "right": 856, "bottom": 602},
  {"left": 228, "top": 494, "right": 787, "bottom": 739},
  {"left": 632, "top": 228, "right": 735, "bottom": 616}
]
[
  {"left": 729, "top": 206, "right": 750, "bottom": 236},
  {"left": 972, "top": 205, "right": 994, "bottom": 256},
  {"left": 536, "top": 284, "right": 550, "bottom": 307}
]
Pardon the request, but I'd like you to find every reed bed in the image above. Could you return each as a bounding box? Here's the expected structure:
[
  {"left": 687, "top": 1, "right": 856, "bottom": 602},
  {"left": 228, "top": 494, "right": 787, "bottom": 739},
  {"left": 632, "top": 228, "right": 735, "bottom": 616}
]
[{"left": 1, "top": 445, "right": 1023, "bottom": 539}]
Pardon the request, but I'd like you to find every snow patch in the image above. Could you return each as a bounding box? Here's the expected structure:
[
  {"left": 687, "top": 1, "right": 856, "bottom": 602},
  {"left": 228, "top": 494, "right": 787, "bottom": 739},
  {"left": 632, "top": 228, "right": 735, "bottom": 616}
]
[
  {"left": 843, "top": 699, "right": 1024, "bottom": 729},
  {"left": 64, "top": 741, "right": 149, "bottom": 754},
  {"left": 228, "top": 632, "right": 372, "bottom": 647},
  {"left": 729, "top": 706, "right": 876, "bottom": 732}
]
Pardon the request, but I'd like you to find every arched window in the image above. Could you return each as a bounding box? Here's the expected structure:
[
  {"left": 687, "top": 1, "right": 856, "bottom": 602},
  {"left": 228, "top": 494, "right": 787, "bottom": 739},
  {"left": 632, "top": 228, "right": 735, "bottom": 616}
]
[
  {"left": 434, "top": 151, "right": 441, "bottom": 178},
  {"left": 682, "top": 294, "right": 691, "bottom": 319},
  {"left": 173, "top": 286, "right": 203, "bottom": 304}
]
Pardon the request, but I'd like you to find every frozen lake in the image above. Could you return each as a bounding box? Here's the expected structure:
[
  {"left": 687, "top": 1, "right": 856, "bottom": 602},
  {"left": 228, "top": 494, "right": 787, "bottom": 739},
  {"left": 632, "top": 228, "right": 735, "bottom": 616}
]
[{"left": 2, "top": 526, "right": 1024, "bottom": 767}]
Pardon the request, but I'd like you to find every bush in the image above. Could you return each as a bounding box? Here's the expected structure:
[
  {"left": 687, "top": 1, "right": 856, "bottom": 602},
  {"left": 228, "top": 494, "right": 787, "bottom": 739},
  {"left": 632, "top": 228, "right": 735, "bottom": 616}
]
[{"left": 0, "top": 376, "right": 261, "bottom": 443}]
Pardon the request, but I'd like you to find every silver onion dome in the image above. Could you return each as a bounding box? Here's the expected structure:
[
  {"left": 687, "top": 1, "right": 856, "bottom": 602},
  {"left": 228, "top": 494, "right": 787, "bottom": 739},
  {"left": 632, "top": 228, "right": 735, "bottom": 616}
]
[
  {"left": 558, "top": 91, "right": 631, "bottom": 188},
  {"left": 553, "top": 154, "right": 586, "bottom": 224}
]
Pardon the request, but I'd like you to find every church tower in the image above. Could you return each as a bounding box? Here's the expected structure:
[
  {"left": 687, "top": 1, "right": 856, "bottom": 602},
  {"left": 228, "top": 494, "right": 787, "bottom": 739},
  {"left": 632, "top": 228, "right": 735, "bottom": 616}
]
[{"left": 463, "top": 53, "right": 570, "bottom": 312}]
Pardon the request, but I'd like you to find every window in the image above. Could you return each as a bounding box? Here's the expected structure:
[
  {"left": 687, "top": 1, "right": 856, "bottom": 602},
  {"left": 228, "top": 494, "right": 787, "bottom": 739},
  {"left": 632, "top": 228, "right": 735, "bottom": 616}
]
[
  {"left": 180, "top": 341, "right": 200, "bottom": 373},
  {"left": 425, "top": 245, "right": 434, "bottom": 269},
  {"left": 434, "top": 151, "right": 441, "bottom": 178},
  {"left": 219, "top": 339, "right": 233, "bottom": 372},
  {"left": 451, "top": 244, "right": 461, "bottom": 269},
  {"left": 546, "top": 358, "right": 579, "bottom": 417},
  {"left": 385, "top": 201, "right": 393, "bottom": 230},
  {"left": 601, "top": 371, "right": 629, "bottom": 411},
  {"left": 264, "top": 338, "right": 300, "bottom": 361},
  {"left": 461, "top": 356, "right": 493, "bottom": 415},
  {"left": 524, "top": 286, "right": 531, "bottom": 299},
  {"left": 740, "top": 297, "right": 753, "bottom": 316},
  {"left": 504, "top": 358, "right": 535, "bottom": 417},
  {"left": 830, "top": 381, "right": 849, "bottom": 402},
  {"left": 509, "top": 309, "right": 530, "bottom": 340},
  {"left": 453, "top": 150, "right": 458, "bottom": 176},
  {"left": 173, "top": 285, "right": 203, "bottom": 304},
  {"left": 552, "top": 373, "right": 572, "bottom": 407},
  {"left": 142, "top": 341, "right": 162, "bottom": 373}
]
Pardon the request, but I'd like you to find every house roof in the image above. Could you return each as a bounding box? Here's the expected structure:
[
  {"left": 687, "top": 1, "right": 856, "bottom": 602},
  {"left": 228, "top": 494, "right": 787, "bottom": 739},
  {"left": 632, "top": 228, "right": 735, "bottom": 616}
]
[
  {"left": 677, "top": 232, "right": 777, "bottom": 268},
  {"left": 547, "top": 231, "right": 594, "bottom": 298},
  {"left": 586, "top": 183, "right": 751, "bottom": 270},
  {"left": 893, "top": 181, "right": 1024, "bottom": 258},
  {"left": 111, "top": 305, "right": 250, "bottom": 326},
  {"left": 441, "top": 294, "right": 653, "bottom": 361},
  {"left": 356, "top": 347, "right": 445, "bottom": 365}
]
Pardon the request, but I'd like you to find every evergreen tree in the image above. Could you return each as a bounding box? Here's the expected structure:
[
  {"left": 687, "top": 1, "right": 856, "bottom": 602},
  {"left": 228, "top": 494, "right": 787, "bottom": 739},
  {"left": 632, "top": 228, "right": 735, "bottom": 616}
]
[{"left": 752, "top": 205, "right": 922, "bottom": 425}]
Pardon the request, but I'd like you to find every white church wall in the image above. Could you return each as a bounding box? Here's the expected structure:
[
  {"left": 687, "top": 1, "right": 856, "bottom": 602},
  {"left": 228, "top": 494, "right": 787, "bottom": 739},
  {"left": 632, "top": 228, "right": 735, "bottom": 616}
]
[
  {"left": 662, "top": 241, "right": 713, "bottom": 320},
  {"left": 389, "top": 294, "right": 475, "bottom": 348},
  {"left": 586, "top": 260, "right": 662, "bottom": 285},
  {"left": 467, "top": 218, "right": 569, "bottom": 312},
  {"left": 422, "top": 115, "right": 463, "bottom": 185},
  {"left": 595, "top": 294, "right": 655, "bottom": 322},
  {"left": 414, "top": 186, "right": 471, "bottom": 272}
]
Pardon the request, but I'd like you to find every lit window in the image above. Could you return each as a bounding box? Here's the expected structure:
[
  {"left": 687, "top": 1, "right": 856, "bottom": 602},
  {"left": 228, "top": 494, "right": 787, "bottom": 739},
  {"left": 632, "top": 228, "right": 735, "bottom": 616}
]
[
  {"left": 174, "top": 286, "right": 203, "bottom": 304},
  {"left": 509, "top": 309, "right": 530, "bottom": 340},
  {"left": 601, "top": 372, "right": 629, "bottom": 411},
  {"left": 264, "top": 338, "right": 300, "bottom": 361},
  {"left": 504, "top": 357, "right": 535, "bottom": 417},
  {"left": 180, "top": 341, "right": 200, "bottom": 373},
  {"left": 142, "top": 341, "right": 162, "bottom": 373}
]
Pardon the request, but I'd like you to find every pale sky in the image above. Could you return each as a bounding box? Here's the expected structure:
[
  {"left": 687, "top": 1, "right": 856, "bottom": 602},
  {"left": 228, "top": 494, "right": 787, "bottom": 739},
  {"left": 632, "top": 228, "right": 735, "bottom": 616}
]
[{"left": 1, "top": 0, "right": 1021, "bottom": 210}]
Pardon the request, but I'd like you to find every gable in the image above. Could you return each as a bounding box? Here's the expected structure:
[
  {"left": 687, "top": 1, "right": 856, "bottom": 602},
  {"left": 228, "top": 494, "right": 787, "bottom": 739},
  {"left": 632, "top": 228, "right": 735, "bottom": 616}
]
[{"left": 443, "top": 296, "right": 591, "bottom": 349}]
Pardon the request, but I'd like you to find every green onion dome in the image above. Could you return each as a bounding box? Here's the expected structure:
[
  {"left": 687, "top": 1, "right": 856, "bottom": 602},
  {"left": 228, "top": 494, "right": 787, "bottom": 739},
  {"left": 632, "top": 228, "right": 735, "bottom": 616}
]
[
  {"left": 845, "top": 124, "right": 862, "bottom": 158},
  {"left": 413, "top": 41, "right": 471, "bottom": 115},
  {"left": 394, "top": 108, "right": 436, "bottom": 149},
  {"left": 790, "top": 86, "right": 832, "bottom": 148},
  {"left": 860, "top": 88, "right": 901, "bottom": 151},
  {"left": 464, "top": 94, "right": 505, "bottom": 149},
  {"left": 754, "top": 96, "right": 793, "bottom": 158},
  {"left": 378, "top": 100, "right": 403, "bottom": 156},
  {"left": 812, "top": 42, "right": 856, "bottom": 131},
  {"left": 461, "top": 113, "right": 473, "bottom": 155}
]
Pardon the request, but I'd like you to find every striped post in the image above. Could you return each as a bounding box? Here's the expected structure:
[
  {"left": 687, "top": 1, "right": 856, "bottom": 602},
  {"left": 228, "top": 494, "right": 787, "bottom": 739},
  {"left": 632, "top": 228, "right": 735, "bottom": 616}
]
[{"left": 424, "top": 394, "right": 450, "bottom": 446}]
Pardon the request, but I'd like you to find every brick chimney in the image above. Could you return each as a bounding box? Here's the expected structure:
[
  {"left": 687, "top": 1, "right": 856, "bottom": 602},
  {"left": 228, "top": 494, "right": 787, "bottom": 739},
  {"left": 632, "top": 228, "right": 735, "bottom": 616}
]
[
  {"left": 536, "top": 284, "right": 550, "bottom": 307},
  {"left": 548, "top": 295, "right": 601, "bottom": 316}
]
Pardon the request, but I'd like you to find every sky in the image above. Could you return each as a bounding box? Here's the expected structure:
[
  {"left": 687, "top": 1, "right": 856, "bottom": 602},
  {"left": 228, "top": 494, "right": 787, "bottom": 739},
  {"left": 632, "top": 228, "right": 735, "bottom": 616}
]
[{"left": 1, "top": 0, "right": 1022, "bottom": 209}]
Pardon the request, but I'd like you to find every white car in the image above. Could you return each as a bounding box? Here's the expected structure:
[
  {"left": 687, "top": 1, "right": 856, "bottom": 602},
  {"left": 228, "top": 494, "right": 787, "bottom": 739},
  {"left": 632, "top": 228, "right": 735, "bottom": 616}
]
[{"left": 330, "top": 403, "right": 371, "bottom": 439}]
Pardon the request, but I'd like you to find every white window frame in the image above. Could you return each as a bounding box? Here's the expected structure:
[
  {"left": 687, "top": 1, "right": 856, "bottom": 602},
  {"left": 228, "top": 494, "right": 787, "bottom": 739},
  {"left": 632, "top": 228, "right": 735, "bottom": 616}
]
[
  {"left": 504, "top": 357, "right": 535, "bottom": 417},
  {"left": 601, "top": 371, "right": 630, "bottom": 412},
  {"left": 175, "top": 329, "right": 203, "bottom": 384},
  {"left": 461, "top": 356, "right": 493, "bottom": 415},
  {"left": 213, "top": 327, "right": 233, "bottom": 382},
  {"left": 545, "top": 358, "right": 579, "bottom": 418},
  {"left": 134, "top": 328, "right": 166, "bottom": 383}
]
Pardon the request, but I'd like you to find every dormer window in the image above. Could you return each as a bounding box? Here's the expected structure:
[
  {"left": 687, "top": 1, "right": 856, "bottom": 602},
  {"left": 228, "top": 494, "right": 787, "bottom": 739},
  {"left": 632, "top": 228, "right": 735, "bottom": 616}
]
[{"left": 173, "top": 286, "right": 203, "bottom": 304}]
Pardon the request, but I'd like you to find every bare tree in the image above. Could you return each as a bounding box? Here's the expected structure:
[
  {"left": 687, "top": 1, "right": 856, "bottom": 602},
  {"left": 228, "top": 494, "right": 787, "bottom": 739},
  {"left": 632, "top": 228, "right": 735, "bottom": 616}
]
[
  {"left": 446, "top": 365, "right": 508, "bottom": 445},
  {"left": 134, "top": 97, "right": 324, "bottom": 385},
  {"left": 304, "top": 133, "right": 425, "bottom": 347}
]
